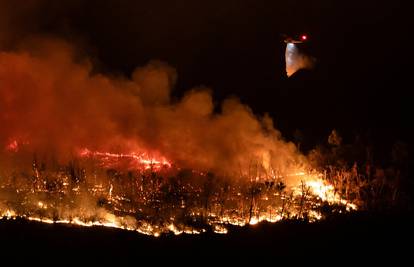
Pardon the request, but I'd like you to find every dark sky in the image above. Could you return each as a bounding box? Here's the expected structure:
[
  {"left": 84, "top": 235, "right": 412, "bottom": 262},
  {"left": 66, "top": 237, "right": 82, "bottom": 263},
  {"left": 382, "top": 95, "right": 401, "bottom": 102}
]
[{"left": 1, "top": 0, "right": 411, "bottom": 145}]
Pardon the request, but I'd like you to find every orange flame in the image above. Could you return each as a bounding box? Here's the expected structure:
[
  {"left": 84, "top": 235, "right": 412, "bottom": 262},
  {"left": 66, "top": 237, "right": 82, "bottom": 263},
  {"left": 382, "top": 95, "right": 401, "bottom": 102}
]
[{"left": 78, "top": 148, "right": 171, "bottom": 171}]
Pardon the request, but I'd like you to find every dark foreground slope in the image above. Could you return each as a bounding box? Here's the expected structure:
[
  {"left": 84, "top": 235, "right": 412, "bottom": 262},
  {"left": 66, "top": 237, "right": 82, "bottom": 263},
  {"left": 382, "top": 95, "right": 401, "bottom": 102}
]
[{"left": 1, "top": 212, "right": 413, "bottom": 263}]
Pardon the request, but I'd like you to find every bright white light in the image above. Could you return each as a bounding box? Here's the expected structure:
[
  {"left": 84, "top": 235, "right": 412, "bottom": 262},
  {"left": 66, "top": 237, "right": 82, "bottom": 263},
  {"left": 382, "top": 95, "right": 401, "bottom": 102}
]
[{"left": 285, "top": 43, "right": 299, "bottom": 77}]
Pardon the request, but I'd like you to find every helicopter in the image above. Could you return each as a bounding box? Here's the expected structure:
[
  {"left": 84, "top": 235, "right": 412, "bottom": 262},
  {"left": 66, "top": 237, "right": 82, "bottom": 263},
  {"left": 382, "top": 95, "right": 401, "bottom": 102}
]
[{"left": 283, "top": 33, "right": 308, "bottom": 44}]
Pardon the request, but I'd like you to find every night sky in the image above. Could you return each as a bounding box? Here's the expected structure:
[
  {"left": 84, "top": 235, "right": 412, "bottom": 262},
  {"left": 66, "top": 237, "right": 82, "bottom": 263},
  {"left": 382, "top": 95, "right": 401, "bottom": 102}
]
[{"left": 1, "top": 0, "right": 411, "bottom": 148}]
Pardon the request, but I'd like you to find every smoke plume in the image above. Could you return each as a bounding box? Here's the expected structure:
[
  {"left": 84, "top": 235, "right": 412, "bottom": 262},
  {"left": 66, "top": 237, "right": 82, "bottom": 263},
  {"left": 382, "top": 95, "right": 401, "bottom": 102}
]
[
  {"left": 0, "top": 1, "right": 308, "bottom": 179},
  {"left": 0, "top": 37, "right": 305, "bottom": 178}
]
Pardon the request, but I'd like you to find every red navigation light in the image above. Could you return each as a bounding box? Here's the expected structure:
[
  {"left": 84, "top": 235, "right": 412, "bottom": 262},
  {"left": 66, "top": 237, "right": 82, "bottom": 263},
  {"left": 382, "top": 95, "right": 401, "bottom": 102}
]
[{"left": 301, "top": 35, "right": 307, "bottom": 41}]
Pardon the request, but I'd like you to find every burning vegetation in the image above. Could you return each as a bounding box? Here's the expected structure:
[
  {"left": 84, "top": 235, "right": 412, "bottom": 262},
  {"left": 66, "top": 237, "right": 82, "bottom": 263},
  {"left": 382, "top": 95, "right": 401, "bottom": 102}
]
[{"left": 0, "top": 146, "right": 358, "bottom": 236}]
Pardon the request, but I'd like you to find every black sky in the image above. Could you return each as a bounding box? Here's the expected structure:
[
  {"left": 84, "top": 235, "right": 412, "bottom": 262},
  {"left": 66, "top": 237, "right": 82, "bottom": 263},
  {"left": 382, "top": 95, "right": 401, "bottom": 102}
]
[{"left": 1, "top": 0, "right": 412, "bottom": 147}]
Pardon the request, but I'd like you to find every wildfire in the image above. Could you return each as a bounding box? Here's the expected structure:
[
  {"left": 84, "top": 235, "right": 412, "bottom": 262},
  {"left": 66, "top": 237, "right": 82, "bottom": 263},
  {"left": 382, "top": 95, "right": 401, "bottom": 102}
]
[{"left": 0, "top": 35, "right": 366, "bottom": 239}]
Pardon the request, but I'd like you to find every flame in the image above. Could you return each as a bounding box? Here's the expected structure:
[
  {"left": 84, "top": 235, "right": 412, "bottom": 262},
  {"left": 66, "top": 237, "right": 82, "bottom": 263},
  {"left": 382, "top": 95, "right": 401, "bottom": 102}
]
[
  {"left": 304, "top": 177, "right": 358, "bottom": 211},
  {"left": 78, "top": 148, "right": 172, "bottom": 171}
]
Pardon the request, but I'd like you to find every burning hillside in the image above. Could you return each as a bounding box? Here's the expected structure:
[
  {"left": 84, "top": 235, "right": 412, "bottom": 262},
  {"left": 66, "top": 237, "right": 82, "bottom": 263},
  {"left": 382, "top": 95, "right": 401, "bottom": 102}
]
[{"left": 0, "top": 38, "right": 359, "bottom": 236}]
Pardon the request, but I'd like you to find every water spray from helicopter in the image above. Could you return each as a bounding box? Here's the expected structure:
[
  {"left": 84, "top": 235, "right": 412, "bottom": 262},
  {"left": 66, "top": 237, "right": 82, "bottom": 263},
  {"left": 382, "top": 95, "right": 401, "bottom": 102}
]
[{"left": 284, "top": 34, "right": 315, "bottom": 77}]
